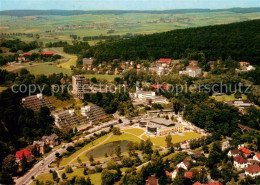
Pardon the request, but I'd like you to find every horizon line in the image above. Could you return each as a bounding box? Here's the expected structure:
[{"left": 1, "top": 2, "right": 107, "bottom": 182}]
[{"left": 1, "top": 7, "right": 259, "bottom": 11}]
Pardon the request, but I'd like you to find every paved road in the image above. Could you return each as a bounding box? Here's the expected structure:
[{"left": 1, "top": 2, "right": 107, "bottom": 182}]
[
  {"left": 15, "top": 121, "right": 121, "bottom": 185},
  {"left": 15, "top": 147, "right": 66, "bottom": 185}
]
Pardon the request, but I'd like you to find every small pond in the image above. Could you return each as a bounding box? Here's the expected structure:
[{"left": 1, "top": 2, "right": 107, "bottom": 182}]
[{"left": 86, "top": 140, "right": 130, "bottom": 158}]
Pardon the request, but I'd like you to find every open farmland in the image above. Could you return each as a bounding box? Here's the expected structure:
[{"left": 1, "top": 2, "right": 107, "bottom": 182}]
[{"left": 1, "top": 11, "right": 259, "bottom": 44}]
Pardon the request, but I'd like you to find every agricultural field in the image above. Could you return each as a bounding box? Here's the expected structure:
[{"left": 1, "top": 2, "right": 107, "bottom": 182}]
[{"left": 1, "top": 11, "right": 259, "bottom": 45}]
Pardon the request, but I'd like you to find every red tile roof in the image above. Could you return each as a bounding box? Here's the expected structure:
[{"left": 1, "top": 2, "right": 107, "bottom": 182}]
[
  {"left": 23, "top": 52, "right": 32, "bottom": 56},
  {"left": 151, "top": 84, "right": 168, "bottom": 90},
  {"left": 234, "top": 156, "right": 248, "bottom": 164},
  {"left": 16, "top": 149, "right": 32, "bottom": 160},
  {"left": 193, "top": 182, "right": 202, "bottom": 185},
  {"left": 42, "top": 51, "right": 54, "bottom": 56},
  {"left": 255, "top": 154, "right": 260, "bottom": 160},
  {"left": 159, "top": 58, "right": 171, "bottom": 63},
  {"left": 145, "top": 175, "right": 158, "bottom": 185},
  {"left": 239, "top": 147, "right": 252, "bottom": 155},
  {"left": 185, "top": 172, "right": 193, "bottom": 178},
  {"left": 165, "top": 171, "right": 172, "bottom": 177},
  {"left": 246, "top": 164, "right": 260, "bottom": 174},
  {"left": 209, "top": 182, "right": 223, "bottom": 185}
]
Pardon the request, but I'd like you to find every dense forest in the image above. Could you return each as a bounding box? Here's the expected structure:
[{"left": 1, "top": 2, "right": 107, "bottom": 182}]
[
  {"left": 0, "top": 8, "right": 259, "bottom": 16},
  {"left": 86, "top": 20, "right": 260, "bottom": 65}
]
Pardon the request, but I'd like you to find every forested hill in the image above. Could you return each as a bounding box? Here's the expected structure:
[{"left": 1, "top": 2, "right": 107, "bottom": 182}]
[
  {"left": 0, "top": 7, "right": 259, "bottom": 16},
  {"left": 87, "top": 20, "right": 260, "bottom": 65}
]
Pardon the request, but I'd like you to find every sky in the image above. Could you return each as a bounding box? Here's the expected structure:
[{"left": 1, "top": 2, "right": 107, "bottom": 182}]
[{"left": 0, "top": 0, "right": 259, "bottom": 10}]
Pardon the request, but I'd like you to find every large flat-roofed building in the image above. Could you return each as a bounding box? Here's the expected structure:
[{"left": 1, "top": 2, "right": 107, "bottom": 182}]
[
  {"left": 72, "top": 75, "right": 90, "bottom": 99},
  {"left": 134, "top": 90, "right": 156, "bottom": 99},
  {"left": 81, "top": 104, "right": 108, "bottom": 122},
  {"left": 146, "top": 118, "right": 185, "bottom": 136},
  {"left": 53, "top": 109, "right": 85, "bottom": 129},
  {"left": 22, "top": 93, "right": 54, "bottom": 112}
]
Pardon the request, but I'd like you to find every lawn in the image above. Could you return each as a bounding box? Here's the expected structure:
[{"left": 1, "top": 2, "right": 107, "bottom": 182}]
[
  {"left": 58, "top": 168, "right": 102, "bottom": 185},
  {"left": 123, "top": 128, "right": 145, "bottom": 136},
  {"left": 0, "top": 87, "right": 8, "bottom": 93},
  {"left": 84, "top": 74, "right": 121, "bottom": 82},
  {"left": 104, "top": 132, "right": 141, "bottom": 144},
  {"left": 73, "top": 133, "right": 141, "bottom": 164},
  {"left": 212, "top": 94, "right": 247, "bottom": 102},
  {"left": 60, "top": 134, "right": 111, "bottom": 166},
  {"left": 31, "top": 173, "right": 54, "bottom": 184},
  {"left": 145, "top": 132, "right": 202, "bottom": 147}
]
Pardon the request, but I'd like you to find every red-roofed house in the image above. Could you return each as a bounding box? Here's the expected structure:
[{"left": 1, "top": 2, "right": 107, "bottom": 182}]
[
  {"left": 193, "top": 182, "right": 202, "bottom": 185},
  {"left": 42, "top": 51, "right": 54, "bottom": 56},
  {"left": 23, "top": 52, "right": 32, "bottom": 56},
  {"left": 239, "top": 62, "right": 250, "bottom": 67},
  {"left": 172, "top": 168, "right": 178, "bottom": 180},
  {"left": 253, "top": 154, "right": 260, "bottom": 162},
  {"left": 16, "top": 149, "right": 33, "bottom": 162},
  {"left": 151, "top": 84, "right": 168, "bottom": 90},
  {"left": 228, "top": 149, "right": 240, "bottom": 157},
  {"left": 234, "top": 156, "right": 249, "bottom": 169},
  {"left": 239, "top": 147, "right": 253, "bottom": 157},
  {"left": 157, "top": 58, "right": 171, "bottom": 67},
  {"left": 165, "top": 171, "right": 172, "bottom": 178},
  {"left": 177, "top": 160, "right": 190, "bottom": 170},
  {"left": 245, "top": 164, "right": 260, "bottom": 178},
  {"left": 185, "top": 172, "right": 193, "bottom": 179},
  {"left": 145, "top": 175, "right": 159, "bottom": 185}
]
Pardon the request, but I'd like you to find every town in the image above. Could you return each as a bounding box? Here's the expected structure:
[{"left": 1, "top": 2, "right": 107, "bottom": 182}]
[{"left": 0, "top": 4, "right": 259, "bottom": 185}]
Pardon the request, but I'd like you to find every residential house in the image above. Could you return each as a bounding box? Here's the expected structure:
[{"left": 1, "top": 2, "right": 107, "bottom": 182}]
[
  {"left": 245, "top": 164, "right": 260, "bottom": 178},
  {"left": 172, "top": 168, "right": 178, "bottom": 180},
  {"left": 185, "top": 172, "right": 193, "bottom": 179},
  {"left": 234, "top": 156, "right": 249, "bottom": 169},
  {"left": 179, "top": 65, "right": 202, "bottom": 77},
  {"left": 253, "top": 154, "right": 260, "bottom": 162},
  {"left": 21, "top": 93, "right": 54, "bottom": 112},
  {"left": 33, "top": 141, "right": 45, "bottom": 154},
  {"left": 228, "top": 149, "right": 240, "bottom": 157},
  {"left": 177, "top": 160, "right": 190, "bottom": 170},
  {"left": 239, "top": 147, "right": 253, "bottom": 157},
  {"left": 16, "top": 149, "right": 33, "bottom": 163},
  {"left": 157, "top": 58, "right": 171, "bottom": 68},
  {"left": 82, "top": 58, "right": 93, "bottom": 70},
  {"left": 42, "top": 134, "right": 59, "bottom": 148},
  {"left": 165, "top": 171, "right": 172, "bottom": 178},
  {"left": 189, "top": 60, "right": 198, "bottom": 67},
  {"left": 145, "top": 175, "right": 159, "bottom": 185},
  {"left": 42, "top": 51, "right": 54, "bottom": 56},
  {"left": 221, "top": 141, "right": 230, "bottom": 151}
]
